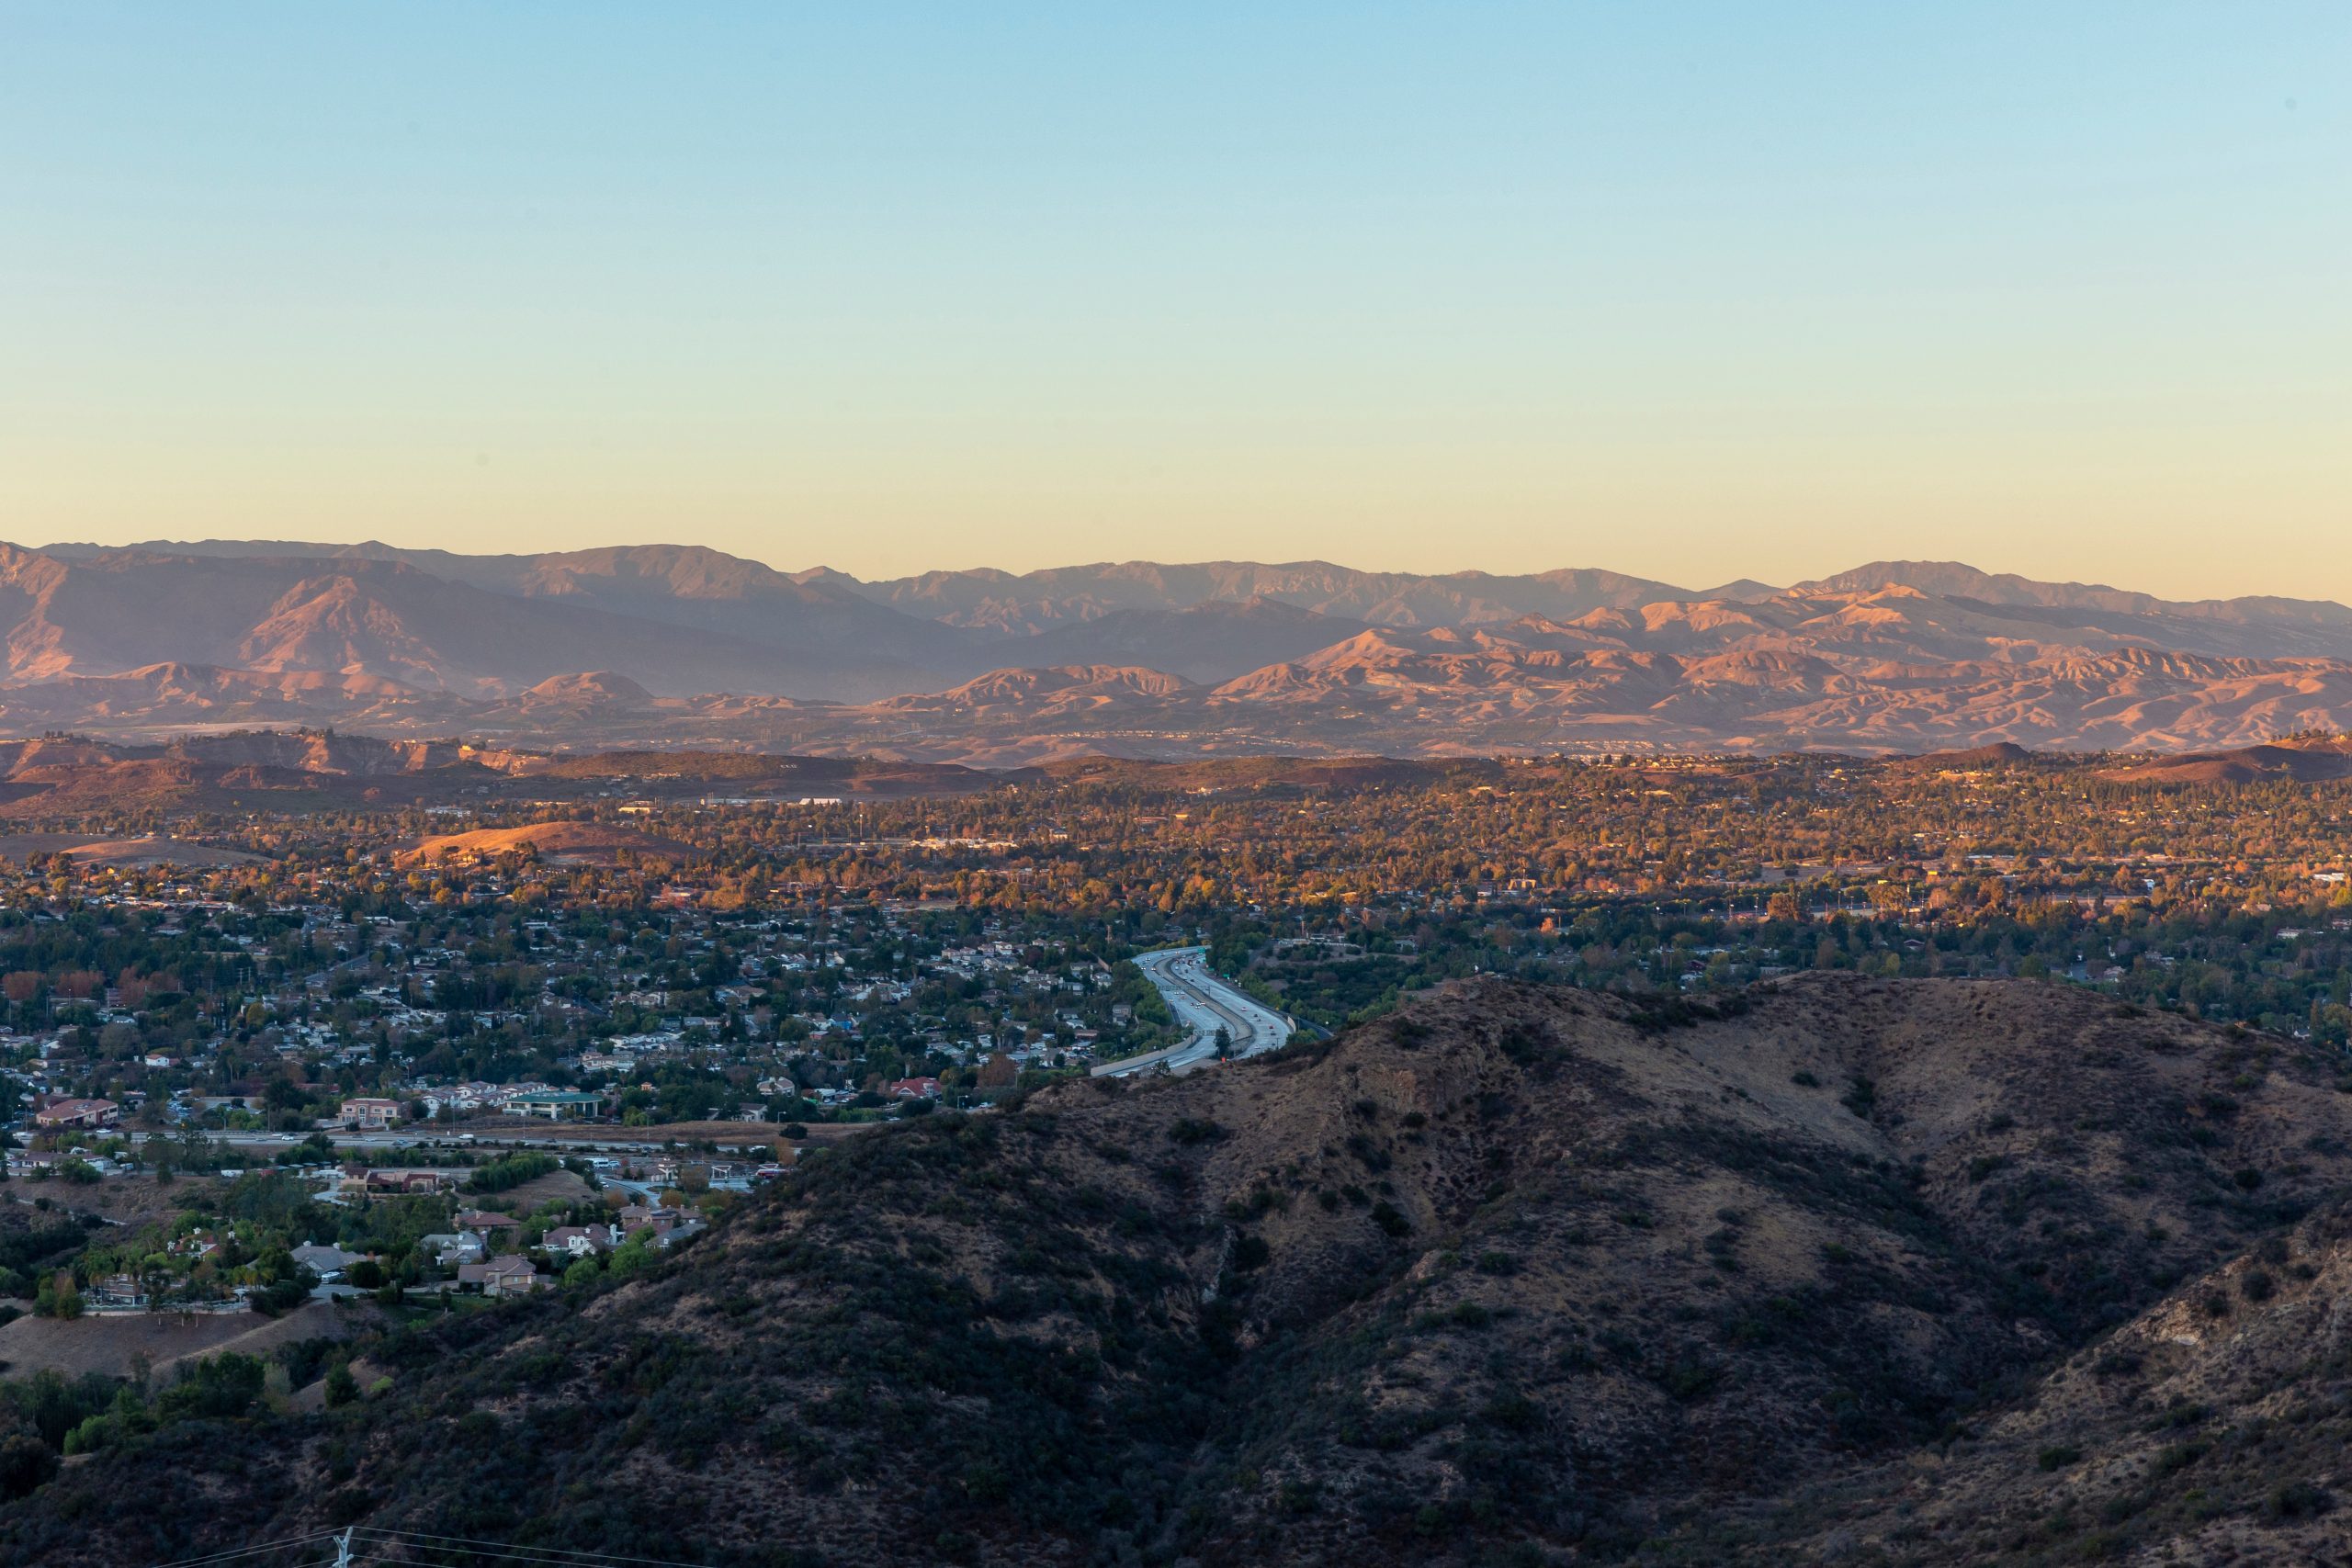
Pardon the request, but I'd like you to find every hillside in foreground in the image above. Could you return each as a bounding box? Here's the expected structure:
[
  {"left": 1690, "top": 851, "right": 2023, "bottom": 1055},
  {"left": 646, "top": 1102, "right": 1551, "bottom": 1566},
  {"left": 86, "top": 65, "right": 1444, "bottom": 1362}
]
[{"left": 13, "top": 974, "right": 2352, "bottom": 1564}]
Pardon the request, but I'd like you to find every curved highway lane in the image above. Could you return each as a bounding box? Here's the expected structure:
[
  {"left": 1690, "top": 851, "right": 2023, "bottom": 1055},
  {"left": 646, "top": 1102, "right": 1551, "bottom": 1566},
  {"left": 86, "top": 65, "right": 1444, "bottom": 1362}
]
[{"left": 1092, "top": 945, "right": 1295, "bottom": 1077}]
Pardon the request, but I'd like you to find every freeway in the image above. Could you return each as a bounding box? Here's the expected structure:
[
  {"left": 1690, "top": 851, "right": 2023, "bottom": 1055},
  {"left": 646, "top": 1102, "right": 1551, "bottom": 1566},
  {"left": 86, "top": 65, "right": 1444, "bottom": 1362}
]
[
  {"left": 1092, "top": 945, "right": 1295, "bottom": 1078},
  {"left": 128, "top": 1126, "right": 785, "bottom": 1158}
]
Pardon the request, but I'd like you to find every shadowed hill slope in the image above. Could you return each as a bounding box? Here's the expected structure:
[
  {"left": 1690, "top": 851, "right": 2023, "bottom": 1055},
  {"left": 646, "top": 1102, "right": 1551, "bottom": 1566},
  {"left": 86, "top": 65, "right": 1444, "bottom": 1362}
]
[
  {"left": 11, "top": 975, "right": 2352, "bottom": 1566},
  {"left": 1707, "top": 1194, "right": 2352, "bottom": 1563}
]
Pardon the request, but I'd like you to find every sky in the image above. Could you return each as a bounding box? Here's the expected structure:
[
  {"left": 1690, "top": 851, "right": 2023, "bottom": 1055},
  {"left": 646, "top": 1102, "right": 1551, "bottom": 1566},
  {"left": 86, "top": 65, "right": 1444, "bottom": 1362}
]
[{"left": 1, "top": 4, "right": 2346, "bottom": 598}]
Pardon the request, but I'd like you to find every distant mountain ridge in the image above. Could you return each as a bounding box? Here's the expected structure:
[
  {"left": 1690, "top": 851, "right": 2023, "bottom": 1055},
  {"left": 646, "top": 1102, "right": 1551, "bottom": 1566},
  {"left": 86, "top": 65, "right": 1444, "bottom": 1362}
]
[
  {"left": 7, "top": 540, "right": 2352, "bottom": 757},
  {"left": 838, "top": 559, "right": 1700, "bottom": 636}
]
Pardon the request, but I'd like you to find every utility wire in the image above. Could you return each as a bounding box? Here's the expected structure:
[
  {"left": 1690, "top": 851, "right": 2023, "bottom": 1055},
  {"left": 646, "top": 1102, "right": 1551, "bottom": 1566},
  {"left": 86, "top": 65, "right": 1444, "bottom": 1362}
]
[
  {"left": 355, "top": 1553, "right": 656, "bottom": 1568},
  {"left": 165, "top": 1522, "right": 716, "bottom": 1568},
  {"left": 354, "top": 1550, "right": 698, "bottom": 1568},
  {"left": 349, "top": 1529, "right": 713, "bottom": 1568},
  {"left": 156, "top": 1536, "right": 336, "bottom": 1568},
  {"left": 165, "top": 1537, "right": 332, "bottom": 1563},
  {"left": 355, "top": 1544, "right": 707, "bottom": 1568}
]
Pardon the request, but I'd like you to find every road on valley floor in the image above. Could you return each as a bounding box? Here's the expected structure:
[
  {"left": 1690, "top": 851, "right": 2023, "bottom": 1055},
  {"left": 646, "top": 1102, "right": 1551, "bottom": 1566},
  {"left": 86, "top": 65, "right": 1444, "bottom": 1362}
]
[
  {"left": 1092, "top": 945, "right": 1295, "bottom": 1078},
  {"left": 126, "top": 1128, "right": 781, "bottom": 1159}
]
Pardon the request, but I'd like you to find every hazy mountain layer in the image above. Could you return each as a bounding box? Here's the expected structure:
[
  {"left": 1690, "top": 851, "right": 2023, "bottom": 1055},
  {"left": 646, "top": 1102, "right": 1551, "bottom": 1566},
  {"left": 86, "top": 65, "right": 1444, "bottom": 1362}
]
[{"left": 6, "top": 543, "right": 2352, "bottom": 754}]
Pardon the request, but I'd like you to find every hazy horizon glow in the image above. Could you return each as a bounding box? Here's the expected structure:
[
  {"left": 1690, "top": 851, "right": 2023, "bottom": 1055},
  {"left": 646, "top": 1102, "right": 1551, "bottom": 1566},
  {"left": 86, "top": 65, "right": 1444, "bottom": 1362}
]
[{"left": 3, "top": 5, "right": 2346, "bottom": 600}]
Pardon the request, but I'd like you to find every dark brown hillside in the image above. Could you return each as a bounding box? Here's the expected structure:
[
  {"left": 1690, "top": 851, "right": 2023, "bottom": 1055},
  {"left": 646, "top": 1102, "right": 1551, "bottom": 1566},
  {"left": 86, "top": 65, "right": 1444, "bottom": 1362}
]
[
  {"left": 2098, "top": 736, "right": 2352, "bottom": 787},
  {"left": 1703, "top": 1194, "right": 2352, "bottom": 1564},
  {"left": 10, "top": 976, "right": 2352, "bottom": 1566}
]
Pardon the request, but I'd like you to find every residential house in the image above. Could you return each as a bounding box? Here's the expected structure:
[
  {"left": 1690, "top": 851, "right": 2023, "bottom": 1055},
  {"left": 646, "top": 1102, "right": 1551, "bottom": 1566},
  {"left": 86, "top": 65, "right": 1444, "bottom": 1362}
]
[
  {"left": 85, "top": 1274, "right": 151, "bottom": 1310},
  {"left": 454, "top": 1209, "right": 515, "bottom": 1234},
  {"left": 455, "top": 1255, "right": 541, "bottom": 1296},
  {"left": 418, "top": 1232, "right": 487, "bottom": 1267},
  {"left": 34, "top": 1098, "right": 119, "bottom": 1129},
  {"left": 542, "top": 1224, "right": 619, "bottom": 1258},
  {"left": 616, "top": 1203, "right": 706, "bottom": 1249},
  {"left": 364, "top": 1168, "right": 447, "bottom": 1195},
  {"left": 616, "top": 1202, "right": 676, "bottom": 1235},
  {"left": 292, "top": 1243, "right": 368, "bottom": 1280},
  {"left": 503, "top": 1089, "right": 605, "bottom": 1121}
]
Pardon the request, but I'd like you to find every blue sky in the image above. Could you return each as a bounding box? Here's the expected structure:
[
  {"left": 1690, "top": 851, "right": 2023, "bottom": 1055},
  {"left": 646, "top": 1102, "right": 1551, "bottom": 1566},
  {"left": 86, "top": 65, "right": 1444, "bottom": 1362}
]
[{"left": 1, "top": 4, "right": 2345, "bottom": 594}]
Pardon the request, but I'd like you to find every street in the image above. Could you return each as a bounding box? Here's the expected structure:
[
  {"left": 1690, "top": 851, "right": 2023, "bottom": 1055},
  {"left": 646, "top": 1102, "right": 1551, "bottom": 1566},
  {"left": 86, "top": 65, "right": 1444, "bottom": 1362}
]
[{"left": 1092, "top": 946, "right": 1294, "bottom": 1077}]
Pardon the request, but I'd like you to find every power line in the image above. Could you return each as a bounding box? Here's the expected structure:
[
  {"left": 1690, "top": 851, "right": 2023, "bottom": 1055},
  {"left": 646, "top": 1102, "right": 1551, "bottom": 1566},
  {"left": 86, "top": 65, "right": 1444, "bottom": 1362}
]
[
  {"left": 353, "top": 1538, "right": 705, "bottom": 1568},
  {"left": 156, "top": 1535, "right": 336, "bottom": 1568},
  {"left": 355, "top": 1553, "right": 686, "bottom": 1568},
  {"left": 350, "top": 1547, "right": 695, "bottom": 1568},
  {"left": 352, "top": 1551, "right": 552, "bottom": 1568},
  {"left": 347, "top": 1529, "right": 713, "bottom": 1568},
  {"left": 164, "top": 1524, "right": 714, "bottom": 1568}
]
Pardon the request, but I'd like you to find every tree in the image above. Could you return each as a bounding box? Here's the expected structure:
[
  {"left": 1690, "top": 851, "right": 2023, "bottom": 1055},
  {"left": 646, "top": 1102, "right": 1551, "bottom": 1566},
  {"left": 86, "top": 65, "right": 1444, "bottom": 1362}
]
[
  {"left": 157, "top": 1353, "right": 266, "bottom": 1422},
  {"left": 34, "top": 1271, "right": 82, "bottom": 1320},
  {"left": 0, "top": 1434, "right": 56, "bottom": 1499},
  {"left": 323, "top": 1362, "right": 359, "bottom": 1408}
]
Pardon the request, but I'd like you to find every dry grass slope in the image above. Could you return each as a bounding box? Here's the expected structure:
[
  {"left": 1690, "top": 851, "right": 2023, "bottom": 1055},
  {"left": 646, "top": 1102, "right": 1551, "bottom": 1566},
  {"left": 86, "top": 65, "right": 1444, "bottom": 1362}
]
[
  {"left": 11, "top": 975, "right": 2352, "bottom": 1566},
  {"left": 399, "top": 819, "right": 693, "bottom": 866}
]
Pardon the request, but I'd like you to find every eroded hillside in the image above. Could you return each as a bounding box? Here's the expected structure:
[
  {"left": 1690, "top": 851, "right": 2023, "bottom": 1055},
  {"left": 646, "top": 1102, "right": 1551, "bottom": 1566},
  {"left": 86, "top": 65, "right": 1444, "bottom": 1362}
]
[{"left": 11, "top": 975, "right": 2352, "bottom": 1566}]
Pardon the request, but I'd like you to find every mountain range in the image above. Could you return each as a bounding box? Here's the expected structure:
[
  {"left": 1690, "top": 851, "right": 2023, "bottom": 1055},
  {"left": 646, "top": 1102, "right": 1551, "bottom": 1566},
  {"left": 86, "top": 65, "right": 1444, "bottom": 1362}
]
[{"left": 4, "top": 541, "right": 2351, "bottom": 759}]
